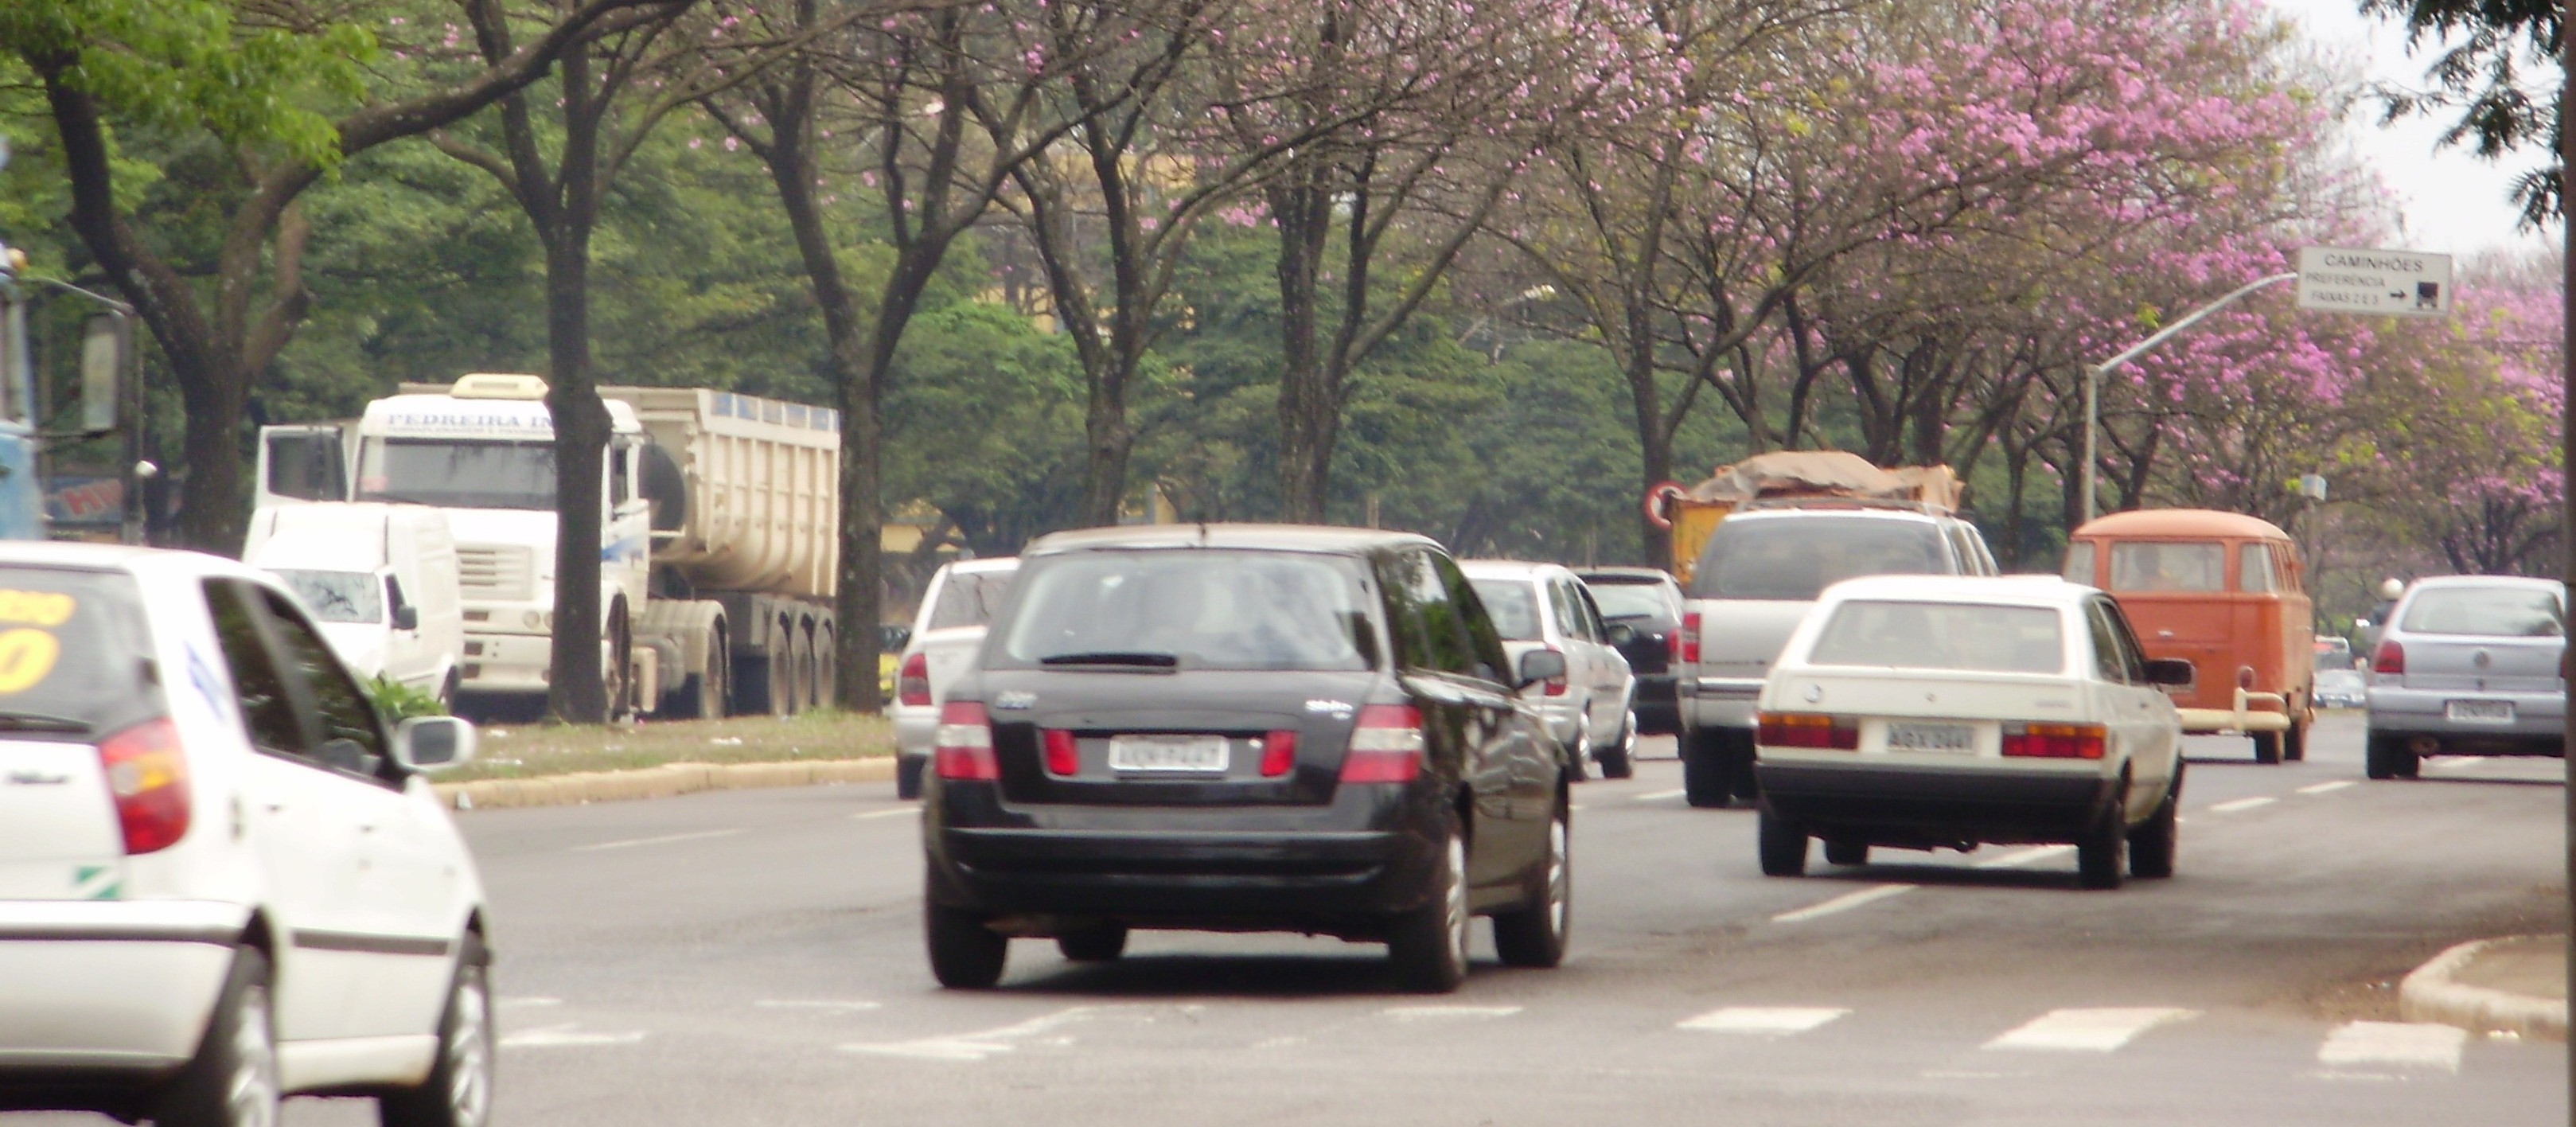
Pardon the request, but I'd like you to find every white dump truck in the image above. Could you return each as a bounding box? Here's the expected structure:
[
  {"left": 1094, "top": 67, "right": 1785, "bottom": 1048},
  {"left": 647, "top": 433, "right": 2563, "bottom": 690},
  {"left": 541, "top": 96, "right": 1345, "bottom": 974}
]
[{"left": 256, "top": 373, "right": 840, "bottom": 718}]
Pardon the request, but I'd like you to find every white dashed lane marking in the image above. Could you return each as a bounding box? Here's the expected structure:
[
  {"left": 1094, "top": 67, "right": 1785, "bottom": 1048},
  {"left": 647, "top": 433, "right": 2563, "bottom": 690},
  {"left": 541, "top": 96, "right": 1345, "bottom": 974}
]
[
  {"left": 1634, "top": 788, "right": 1688, "bottom": 801},
  {"left": 2207, "top": 797, "right": 2277, "bottom": 813},
  {"left": 2317, "top": 1021, "right": 2469, "bottom": 1074},
  {"left": 570, "top": 828, "right": 744, "bottom": 852},
  {"left": 501, "top": 1024, "right": 648, "bottom": 1048},
  {"left": 851, "top": 807, "right": 922, "bottom": 821},
  {"left": 1677, "top": 1007, "right": 1849, "bottom": 1035},
  {"left": 756, "top": 999, "right": 883, "bottom": 1012},
  {"left": 2297, "top": 781, "right": 2356, "bottom": 795},
  {"left": 1771, "top": 883, "right": 1915, "bottom": 923},
  {"left": 843, "top": 1007, "right": 1101, "bottom": 1062},
  {"left": 1384, "top": 1005, "right": 1522, "bottom": 1020},
  {"left": 1983, "top": 1008, "right": 2197, "bottom": 1052}
]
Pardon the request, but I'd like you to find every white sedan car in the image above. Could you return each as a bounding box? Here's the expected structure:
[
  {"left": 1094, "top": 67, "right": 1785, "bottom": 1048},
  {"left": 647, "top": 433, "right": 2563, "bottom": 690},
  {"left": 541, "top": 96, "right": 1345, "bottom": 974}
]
[
  {"left": 0, "top": 543, "right": 490, "bottom": 1127},
  {"left": 1463, "top": 560, "right": 1638, "bottom": 778},
  {"left": 892, "top": 557, "right": 1019, "bottom": 798},
  {"left": 1752, "top": 575, "right": 2187, "bottom": 889}
]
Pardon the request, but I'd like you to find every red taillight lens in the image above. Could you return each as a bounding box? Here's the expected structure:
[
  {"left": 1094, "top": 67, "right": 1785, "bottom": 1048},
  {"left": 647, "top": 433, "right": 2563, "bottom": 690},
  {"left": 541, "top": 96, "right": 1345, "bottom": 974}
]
[
  {"left": 1042, "top": 728, "right": 1078, "bottom": 775},
  {"left": 2001, "top": 722, "right": 2105, "bottom": 759},
  {"left": 897, "top": 652, "right": 931, "bottom": 708},
  {"left": 2373, "top": 641, "right": 2403, "bottom": 676},
  {"left": 1259, "top": 730, "right": 1298, "bottom": 777},
  {"left": 1540, "top": 646, "right": 1569, "bottom": 696},
  {"left": 1756, "top": 712, "right": 1857, "bottom": 750},
  {"left": 933, "top": 702, "right": 999, "bottom": 781},
  {"left": 97, "top": 718, "right": 189, "bottom": 854},
  {"left": 1340, "top": 705, "right": 1424, "bottom": 783},
  {"left": 1680, "top": 610, "right": 1701, "bottom": 664}
]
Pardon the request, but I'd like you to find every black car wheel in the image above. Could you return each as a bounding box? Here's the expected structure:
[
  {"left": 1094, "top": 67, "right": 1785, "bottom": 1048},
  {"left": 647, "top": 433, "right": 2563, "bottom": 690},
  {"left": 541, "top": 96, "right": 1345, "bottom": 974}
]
[
  {"left": 1055, "top": 924, "right": 1128, "bottom": 962},
  {"left": 2077, "top": 801, "right": 2128, "bottom": 890},
  {"left": 896, "top": 754, "right": 927, "bottom": 800},
  {"left": 1756, "top": 804, "right": 1806, "bottom": 877},
  {"left": 380, "top": 934, "right": 494, "bottom": 1127},
  {"left": 1493, "top": 797, "right": 1571, "bottom": 969},
  {"left": 1822, "top": 838, "right": 1869, "bottom": 867},
  {"left": 1682, "top": 730, "right": 1734, "bottom": 808},
  {"left": 155, "top": 946, "right": 279, "bottom": 1127},
  {"left": 926, "top": 897, "right": 1008, "bottom": 989},
  {"left": 1596, "top": 712, "right": 1636, "bottom": 779},
  {"left": 1389, "top": 823, "right": 1471, "bottom": 993}
]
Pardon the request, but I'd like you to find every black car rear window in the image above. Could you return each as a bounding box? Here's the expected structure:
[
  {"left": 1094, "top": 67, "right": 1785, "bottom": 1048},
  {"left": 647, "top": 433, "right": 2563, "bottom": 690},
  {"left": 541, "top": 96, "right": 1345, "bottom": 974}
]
[
  {"left": 992, "top": 550, "right": 1378, "bottom": 672},
  {"left": 1691, "top": 517, "right": 1948, "bottom": 601},
  {"left": 2401, "top": 586, "right": 2565, "bottom": 638},
  {"left": 0, "top": 566, "right": 164, "bottom": 737},
  {"left": 1584, "top": 582, "right": 1672, "bottom": 621}
]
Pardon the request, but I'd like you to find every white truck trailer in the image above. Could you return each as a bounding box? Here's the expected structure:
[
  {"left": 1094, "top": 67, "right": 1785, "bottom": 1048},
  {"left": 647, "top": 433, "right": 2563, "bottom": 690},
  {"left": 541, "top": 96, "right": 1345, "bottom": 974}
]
[{"left": 256, "top": 373, "right": 840, "bottom": 718}]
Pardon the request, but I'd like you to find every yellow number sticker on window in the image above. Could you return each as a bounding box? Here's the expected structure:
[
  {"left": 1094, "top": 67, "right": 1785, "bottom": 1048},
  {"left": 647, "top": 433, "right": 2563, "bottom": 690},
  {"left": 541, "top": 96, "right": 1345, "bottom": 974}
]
[
  {"left": 0, "top": 628, "right": 60, "bottom": 693},
  {"left": 0, "top": 591, "right": 76, "bottom": 627}
]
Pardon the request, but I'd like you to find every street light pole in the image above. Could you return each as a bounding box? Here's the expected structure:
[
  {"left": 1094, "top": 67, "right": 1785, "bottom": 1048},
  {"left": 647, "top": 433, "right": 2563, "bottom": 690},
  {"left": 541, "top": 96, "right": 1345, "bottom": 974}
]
[{"left": 2079, "top": 271, "right": 2300, "bottom": 524}]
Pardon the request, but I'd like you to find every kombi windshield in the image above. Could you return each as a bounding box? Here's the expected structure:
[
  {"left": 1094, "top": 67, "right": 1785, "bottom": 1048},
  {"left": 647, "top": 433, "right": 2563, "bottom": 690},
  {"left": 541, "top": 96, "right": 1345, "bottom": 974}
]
[
  {"left": 358, "top": 438, "right": 555, "bottom": 510},
  {"left": 271, "top": 569, "right": 384, "bottom": 625},
  {"left": 2109, "top": 542, "right": 2225, "bottom": 592},
  {"left": 995, "top": 551, "right": 1377, "bottom": 672},
  {"left": 1807, "top": 601, "right": 2065, "bottom": 674},
  {"left": 1692, "top": 517, "right": 1948, "bottom": 601}
]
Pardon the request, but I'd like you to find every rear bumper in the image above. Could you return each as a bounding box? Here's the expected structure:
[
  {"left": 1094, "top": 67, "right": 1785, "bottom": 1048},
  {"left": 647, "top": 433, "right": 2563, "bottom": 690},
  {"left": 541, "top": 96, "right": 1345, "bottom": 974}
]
[
  {"left": 1678, "top": 676, "right": 1763, "bottom": 733},
  {"left": 1756, "top": 761, "right": 2120, "bottom": 847},
  {"left": 926, "top": 789, "right": 1440, "bottom": 929},
  {"left": 2368, "top": 686, "right": 2566, "bottom": 743},
  {"left": 0, "top": 901, "right": 247, "bottom": 1079},
  {"left": 893, "top": 704, "right": 938, "bottom": 758}
]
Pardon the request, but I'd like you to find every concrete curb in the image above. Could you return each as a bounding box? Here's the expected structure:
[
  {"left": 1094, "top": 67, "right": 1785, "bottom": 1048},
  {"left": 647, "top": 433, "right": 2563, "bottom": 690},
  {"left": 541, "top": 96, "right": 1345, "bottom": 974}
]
[
  {"left": 2398, "top": 936, "right": 2569, "bottom": 1041},
  {"left": 431, "top": 756, "right": 896, "bottom": 810}
]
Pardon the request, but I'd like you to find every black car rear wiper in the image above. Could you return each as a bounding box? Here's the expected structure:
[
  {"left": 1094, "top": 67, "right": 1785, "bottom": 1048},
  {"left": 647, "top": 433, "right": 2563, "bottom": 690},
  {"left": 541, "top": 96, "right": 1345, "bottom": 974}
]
[
  {"left": 0, "top": 712, "right": 94, "bottom": 735},
  {"left": 1039, "top": 651, "right": 1180, "bottom": 669}
]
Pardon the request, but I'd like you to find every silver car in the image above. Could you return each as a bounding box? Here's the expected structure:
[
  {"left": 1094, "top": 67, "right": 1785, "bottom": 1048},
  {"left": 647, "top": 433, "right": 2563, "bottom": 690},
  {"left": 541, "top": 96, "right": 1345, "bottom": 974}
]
[
  {"left": 2364, "top": 575, "right": 2565, "bottom": 778},
  {"left": 1463, "top": 560, "right": 1639, "bottom": 778},
  {"left": 892, "top": 557, "right": 1019, "bottom": 798}
]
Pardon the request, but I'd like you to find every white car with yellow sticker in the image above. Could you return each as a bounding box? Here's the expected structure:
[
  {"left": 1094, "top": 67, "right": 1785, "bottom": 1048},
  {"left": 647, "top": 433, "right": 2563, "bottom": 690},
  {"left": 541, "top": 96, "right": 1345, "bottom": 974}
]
[
  {"left": 1751, "top": 575, "right": 2189, "bottom": 890},
  {"left": 0, "top": 542, "right": 492, "bottom": 1127}
]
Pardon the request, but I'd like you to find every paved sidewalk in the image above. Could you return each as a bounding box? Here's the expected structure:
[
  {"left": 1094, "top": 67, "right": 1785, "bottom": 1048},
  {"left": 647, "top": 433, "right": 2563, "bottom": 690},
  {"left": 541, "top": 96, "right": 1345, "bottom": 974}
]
[{"left": 2400, "top": 933, "right": 2568, "bottom": 1040}]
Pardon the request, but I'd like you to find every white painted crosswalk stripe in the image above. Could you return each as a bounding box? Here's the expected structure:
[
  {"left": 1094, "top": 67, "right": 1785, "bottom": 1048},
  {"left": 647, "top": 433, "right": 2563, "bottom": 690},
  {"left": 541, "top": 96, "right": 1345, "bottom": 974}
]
[
  {"left": 1983, "top": 1008, "right": 2196, "bottom": 1051},
  {"left": 1677, "top": 1007, "right": 1849, "bottom": 1035},
  {"left": 2317, "top": 1020, "right": 2467, "bottom": 1074}
]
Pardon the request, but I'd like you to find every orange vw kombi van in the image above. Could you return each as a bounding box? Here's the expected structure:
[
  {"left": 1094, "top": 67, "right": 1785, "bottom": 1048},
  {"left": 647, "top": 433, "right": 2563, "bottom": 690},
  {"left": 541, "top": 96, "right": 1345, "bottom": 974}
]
[{"left": 2064, "top": 509, "right": 2314, "bottom": 762}]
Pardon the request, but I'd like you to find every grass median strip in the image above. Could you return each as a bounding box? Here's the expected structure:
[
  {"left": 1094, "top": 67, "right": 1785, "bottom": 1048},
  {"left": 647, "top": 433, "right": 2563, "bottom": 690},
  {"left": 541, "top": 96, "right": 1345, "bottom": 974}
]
[{"left": 446, "top": 710, "right": 895, "bottom": 782}]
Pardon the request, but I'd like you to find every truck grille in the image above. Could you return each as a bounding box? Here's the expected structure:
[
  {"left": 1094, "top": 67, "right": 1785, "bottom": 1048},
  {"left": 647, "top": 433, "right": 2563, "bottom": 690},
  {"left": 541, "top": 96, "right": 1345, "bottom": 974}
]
[{"left": 458, "top": 544, "right": 535, "bottom": 601}]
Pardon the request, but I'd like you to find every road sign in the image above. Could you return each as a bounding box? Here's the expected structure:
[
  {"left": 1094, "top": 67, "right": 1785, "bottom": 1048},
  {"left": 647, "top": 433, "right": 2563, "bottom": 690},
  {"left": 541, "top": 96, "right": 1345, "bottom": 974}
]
[{"left": 2296, "top": 246, "right": 2453, "bottom": 318}]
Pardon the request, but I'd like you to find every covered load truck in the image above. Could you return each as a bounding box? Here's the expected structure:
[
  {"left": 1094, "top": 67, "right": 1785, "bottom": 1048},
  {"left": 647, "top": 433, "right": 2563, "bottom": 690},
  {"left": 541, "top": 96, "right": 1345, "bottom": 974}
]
[{"left": 255, "top": 374, "right": 840, "bottom": 718}]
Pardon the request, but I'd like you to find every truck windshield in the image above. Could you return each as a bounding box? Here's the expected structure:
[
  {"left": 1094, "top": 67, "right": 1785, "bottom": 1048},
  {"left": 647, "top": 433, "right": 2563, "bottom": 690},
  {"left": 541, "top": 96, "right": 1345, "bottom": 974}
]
[
  {"left": 269, "top": 569, "right": 384, "bottom": 625},
  {"left": 357, "top": 438, "right": 555, "bottom": 510},
  {"left": 1691, "top": 517, "right": 1947, "bottom": 601}
]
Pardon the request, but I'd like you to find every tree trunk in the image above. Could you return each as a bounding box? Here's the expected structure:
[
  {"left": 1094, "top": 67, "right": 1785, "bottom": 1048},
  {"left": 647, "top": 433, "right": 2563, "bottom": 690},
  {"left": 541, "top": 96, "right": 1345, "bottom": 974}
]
[
  {"left": 1273, "top": 176, "right": 1332, "bottom": 523},
  {"left": 542, "top": 224, "right": 610, "bottom": 724}
]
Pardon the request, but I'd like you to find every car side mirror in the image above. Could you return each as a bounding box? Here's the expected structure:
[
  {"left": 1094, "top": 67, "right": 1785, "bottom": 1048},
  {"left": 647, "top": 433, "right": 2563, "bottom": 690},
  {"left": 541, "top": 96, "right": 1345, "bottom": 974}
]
[
  {"left": 1606, "top": 622, "right": 1637, "bottom": 646},
  {"left": 393, "top": 716, "right": 477, "bottom": 772},
  {"left": 1515, "top": 649, "right": 1568, "bottom": 692},
  {"left": 392, "top": 603, "right": 419, "bottom": 631},
  {"left": 2142, "top": 658, "right": 2195, "bottom": 688}
]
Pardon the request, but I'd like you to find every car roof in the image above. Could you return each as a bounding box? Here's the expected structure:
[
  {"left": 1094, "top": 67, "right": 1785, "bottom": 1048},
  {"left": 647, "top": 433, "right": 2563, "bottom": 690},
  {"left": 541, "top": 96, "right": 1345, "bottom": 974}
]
[
  {"left": 1723, "top": 506, "right": 1949, "bottom": 526},
  {"left": 1459, "top": 560, "right": 1572, "bottom": 581},
  {"left": 2403, "top": 574, "right": 2565, "bottom": 593},
  {"left": 1818, "top": 574, "right": 2094, "bottom": 607},
  {"left": 943, "top": 556, "right": 1020, "bottom": 575},
  {"left": 2072, "top": 508, "right": 2289, "bottom": 540},
  {"left": 0, "top": 540, "right": 271, "bottom": 586},
  {"left": 1023, "top": 523, "right": 1437, "bottom": 557}
]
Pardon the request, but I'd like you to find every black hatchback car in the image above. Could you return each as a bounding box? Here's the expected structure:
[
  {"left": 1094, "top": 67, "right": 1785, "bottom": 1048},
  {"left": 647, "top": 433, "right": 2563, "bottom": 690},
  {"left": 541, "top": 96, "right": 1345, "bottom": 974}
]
[
  {"left": 922, "top": 525, "right": 1573, "bottom": 992},
  {"left": 1575, "top": 567, "right": 1686, "bottom": 735}
]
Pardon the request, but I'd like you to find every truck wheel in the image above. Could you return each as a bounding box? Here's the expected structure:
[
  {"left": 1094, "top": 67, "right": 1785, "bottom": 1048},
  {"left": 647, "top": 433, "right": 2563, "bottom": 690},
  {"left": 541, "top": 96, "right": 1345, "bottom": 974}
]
[
  {"left": 602, "top": 614, "right": 634, "bottom": 723},
  {"left": 1756, "top": 805, "right": 1806, "bottom": 876},
  {"left": 667, "top": 645, "right": 729, "bottom": 721},
  {"left": 766, "top": 623, "right": 794, "bottom": 716},
  {"left": 813, "top": 623, "right": 836, "bottom": 711},
  {"left": 154, "top": 946, "right": 278, "bottom": 1127},
  {"left": 1682, "top": 730, "right": 1732, "bottom": 809}
]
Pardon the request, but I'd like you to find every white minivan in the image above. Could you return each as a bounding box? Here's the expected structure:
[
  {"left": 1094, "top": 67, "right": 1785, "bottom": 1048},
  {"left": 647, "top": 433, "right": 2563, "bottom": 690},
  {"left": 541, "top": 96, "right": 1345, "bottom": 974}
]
[{"left": 244, "top": 503, "right": 466, "bottom": 705}]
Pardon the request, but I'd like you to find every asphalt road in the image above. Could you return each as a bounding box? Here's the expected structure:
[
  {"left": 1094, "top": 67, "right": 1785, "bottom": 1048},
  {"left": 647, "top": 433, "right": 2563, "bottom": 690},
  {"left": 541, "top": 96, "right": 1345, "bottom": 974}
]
[{"left": 20, "top": 712, "right": 2570, "bottom": 1125}]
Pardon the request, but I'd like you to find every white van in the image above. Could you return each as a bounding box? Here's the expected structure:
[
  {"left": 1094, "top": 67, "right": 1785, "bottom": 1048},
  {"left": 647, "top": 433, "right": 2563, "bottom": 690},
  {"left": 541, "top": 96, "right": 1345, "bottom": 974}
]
[{"left": 243, "top": 502, "right": 467, "bottom": 704}]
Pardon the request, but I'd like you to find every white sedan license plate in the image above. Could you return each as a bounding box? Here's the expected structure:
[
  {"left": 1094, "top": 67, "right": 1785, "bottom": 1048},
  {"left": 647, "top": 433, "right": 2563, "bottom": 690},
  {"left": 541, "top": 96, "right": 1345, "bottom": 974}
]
[
  {"left": 2445, "top": 700, "right": 2515, "bottom": 724},
  {"left": 1108, "top": 735, "right": 1230, "bottom": 773},
  {"left": 1885, "top": 722, "right": 1975, "bottom": 753}
]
